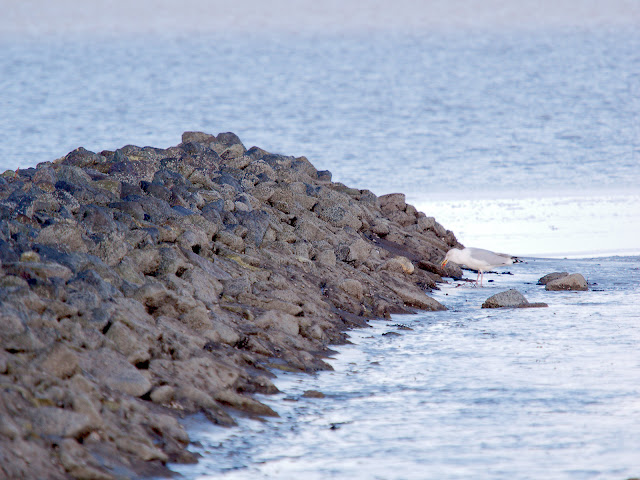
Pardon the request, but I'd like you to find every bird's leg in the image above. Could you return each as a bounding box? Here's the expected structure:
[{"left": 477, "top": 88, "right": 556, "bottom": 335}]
[
  {"left": 479, "top": 271, "right": 484, "bottom": 287},
  {"left": 476, "top": 270, "right": 481, "bottom": 286}
]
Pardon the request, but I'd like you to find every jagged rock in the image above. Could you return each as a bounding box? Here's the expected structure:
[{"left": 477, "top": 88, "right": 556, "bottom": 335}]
[{"left": 545, "top": 273, "right": 588, "bottom": 291}]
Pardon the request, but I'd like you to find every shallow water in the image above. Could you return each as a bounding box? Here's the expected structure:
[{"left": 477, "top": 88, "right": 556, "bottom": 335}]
[{"left": 172, "top": 256, "right": 640, "bottom": 479}]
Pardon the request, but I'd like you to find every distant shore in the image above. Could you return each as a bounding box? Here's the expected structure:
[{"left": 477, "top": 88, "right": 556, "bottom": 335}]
[{"left": 0, "top": 132, "right": 461, "bottom": 479}]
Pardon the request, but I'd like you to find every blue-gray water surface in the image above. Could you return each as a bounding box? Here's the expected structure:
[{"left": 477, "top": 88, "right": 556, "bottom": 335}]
[
  {"left": 173, "top": 256, "right": 640, "bottom": 479},
  {"left": 2, "top": 30, "right": 639, "bottom": 199}
]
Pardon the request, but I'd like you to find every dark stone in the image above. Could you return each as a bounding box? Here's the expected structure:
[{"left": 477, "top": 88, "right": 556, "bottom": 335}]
[
  {"left": 78, "top": 205, "right": 118, "bottom": 234},
  {"left": 0, "top": 239, "right": 19, "bottom": 262},
  {"left": 153, "top": 169, "right": 192, "bottom": 189},
  {"left": 215, "top": 132, "right": 244, "bottom": 148},
  {"left": 200, "top": 201, "right": 224, "bottom": 224},
  {"left": 537, "top": 272, "right": 569, "bottom": 285},
  {"left": 60, "top": 147, "right": 106, "bottom": 168},
  {"left": 182, "top": 131, "right": 216, "bottom": 144},
  {"left": 120, "top": 182, "right": 144, "bottom": 198},
  {"left": 33, "top": 244, "right": 96, "bottom": 273},
  {"left": 141, "top": 181, "right": 172, "bottom": 201},
  {"left": 68, "top": 269, "right": 121, "bottom": 299},
  {"left": 109, "top": 200, "right": 145, "bottom": 221},
  {"left": 317, "top": 170, "right": 332, "bottom": 182},
  {"left": 235, "top": 210, "right": 271, "bottom": 247},
  {"left": 214, "top": 172, "right": 243, "bottom": 192},
  {"left": 245, "top": 146, "right": 270, "bottom": 161},
  {"left": 16, "top": 167, "right": 36, "bottom": 180},
  {"left": 482, "top": 289, "right": 548, "bottom": 309},
  {"left": 172, "top": 205, "right": 197, "bottom": 216}
]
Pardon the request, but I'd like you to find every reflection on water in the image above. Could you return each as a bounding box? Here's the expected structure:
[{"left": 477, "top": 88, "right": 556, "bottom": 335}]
[{"left": 172, "top": 256, "right": 640, "bottom": 480}]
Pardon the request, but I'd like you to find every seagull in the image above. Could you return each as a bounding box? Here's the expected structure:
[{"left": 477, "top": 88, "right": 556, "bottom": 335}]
[{"left": 441, "top": 247, "right": 520, "bottom": 286}]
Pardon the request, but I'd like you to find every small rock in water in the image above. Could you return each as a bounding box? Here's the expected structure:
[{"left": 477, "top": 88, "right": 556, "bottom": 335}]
[
  {"left": 545, "top": 273, "right": 588, "bottom": 291},
  {"left": 482, "top": 289, "right": 548, "bottom": 309},
  {"left": 538, "top": 272, "right": 569, "bottom": 285},
  {"left": 302, "top": 390, "right": 325, "bottom": 399}
]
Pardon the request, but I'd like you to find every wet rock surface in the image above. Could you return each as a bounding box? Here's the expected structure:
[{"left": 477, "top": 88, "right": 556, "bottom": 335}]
[
  {"left": 545, "top": 273, "right": 588, "bottom": 291},
  {"left": 537, "top": 272, "right": 569, "bottom": 285},
  {"left": 482, "top": 289, "right": 549, "bottom": 309},
  {"left": 0, "top": 132, "right": 458, "bottom": 479}
]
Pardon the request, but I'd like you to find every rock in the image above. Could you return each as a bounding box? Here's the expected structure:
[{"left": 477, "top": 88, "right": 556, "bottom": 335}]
[
  {"left": 0, "top": 131, "right": 461, "bottom": 478},
  {"left": 538, "top": 272, "right": 569, "bottom": 285},
  {"left": 37, "top": 222, "right": 89, "bottom": 253},
  {"left": 302, "top": 390, "right": 325, "bottom": 398},
  {"left": 346, "top": 238, "right": 372, "bottom": 263},
  {"left": 379, "top": 193, "right": 406, "bottom": 213},
  {"left": 254, "top": 310, "right": 300, "bottom": 336},
  {"left": 37, "top": 344, "right": 80, "bottom": 378},
  {"left": 80, "top": 348, "right": 151, "bottom": 397},
  {"left": 545, "top": 273, "right": 588, "bottom": 291},
  {"left": 381, "top": 256, "right": 415, "bottom": 274},
  {"left": 150, "top": 385, "right": 175, "bottom": 405},
  {"left": 383, "top": 275, "right": 446, "bottom": 311},
  {"left": 339, "top": 279, "right": 364, "bottom": 301},
  {"left": 482, "top": 289, "right": 549, "bottom": 308},
  {"left": 31, "top": 407, "right": 95, "bottom": 439}
]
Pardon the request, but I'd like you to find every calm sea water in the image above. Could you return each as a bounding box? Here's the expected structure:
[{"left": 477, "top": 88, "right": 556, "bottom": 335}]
[{"left": 173, "top": 255, "right": 640, "bottom": 480}]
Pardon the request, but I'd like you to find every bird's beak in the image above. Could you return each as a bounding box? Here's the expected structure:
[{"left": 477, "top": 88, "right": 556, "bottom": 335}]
[{"left": 441, "top": 259, "right": 448, "bottom": 267}]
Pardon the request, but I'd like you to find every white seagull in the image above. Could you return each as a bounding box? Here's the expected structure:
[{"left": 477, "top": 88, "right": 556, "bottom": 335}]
[{"left": 441, "top": 247, "right": 520, "bottom": 286}]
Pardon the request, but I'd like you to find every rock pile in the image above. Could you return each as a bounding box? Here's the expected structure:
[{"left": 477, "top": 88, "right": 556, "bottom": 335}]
[{"left": 0, "top": 132, "right": 458, "bottom": 479}]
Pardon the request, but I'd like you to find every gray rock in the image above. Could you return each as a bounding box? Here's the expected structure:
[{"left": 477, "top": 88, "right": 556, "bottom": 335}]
[
  {"left": 538, "top": 272, "right": 569, "bottom": 285},
  {"left": 482, "top": 289, "right": 548, "bottom": 308},
  {"left": 81, "top": 348, "right": 151, "bottom": 397},
  {"left": 545, "top": 273, "right": 588, "bottom": 291},
  {"left": 339, "top": 279, "right": 364, "bottom": 301},
  {"left": 31, "top": 407, "right": 95, "bottom": 439},
  {"left": 37, "top": 344, "right": 80, "bottom": 379}
]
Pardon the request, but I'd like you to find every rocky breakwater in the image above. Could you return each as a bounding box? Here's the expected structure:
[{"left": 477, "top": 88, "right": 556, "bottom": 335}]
[{"left": 0, "top": 132, "right": 458, "bottom": 479}]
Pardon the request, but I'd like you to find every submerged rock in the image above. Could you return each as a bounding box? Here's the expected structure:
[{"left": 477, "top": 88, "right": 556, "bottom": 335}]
[
  {"left": 0, "top": 131, "right": 459, "bottom": 479},
  {"left": 482, "top": 289, "right": 548, "bottom": 309}
]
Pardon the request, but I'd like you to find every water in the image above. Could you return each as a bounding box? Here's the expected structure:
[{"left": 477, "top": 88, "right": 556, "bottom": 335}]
[
  {"left": 3, "top": 4, "right": 640, "bottom": 477},
  {"left": 173, "top": 256, "right": 640, "bottom": 480}
]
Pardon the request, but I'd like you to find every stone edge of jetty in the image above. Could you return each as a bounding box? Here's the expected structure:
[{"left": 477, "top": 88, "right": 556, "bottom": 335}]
[{"left": 0, "top": 132, "right": 463, "bottom": 479}]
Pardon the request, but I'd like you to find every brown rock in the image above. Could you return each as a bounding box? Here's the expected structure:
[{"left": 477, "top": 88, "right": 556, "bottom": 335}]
[
  {"left": 545, "top": 273, "right": 588, "bottom": 291},
  {"left": 379, "top": 193, "right": 406, "bottom": 213},
  {"left": 538, "top": 272, "right": 569, "bottom": 285},
  {"left": 338, "top": 279, "right": 365, "bottom": 301},
  {"left": 37, "top": 344, "right": 80, "bottom": 379}
]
